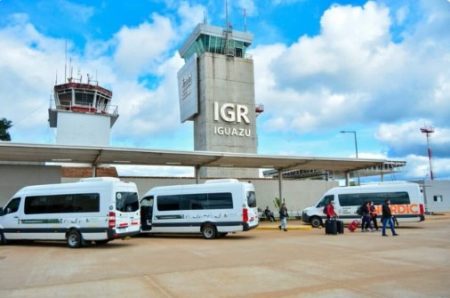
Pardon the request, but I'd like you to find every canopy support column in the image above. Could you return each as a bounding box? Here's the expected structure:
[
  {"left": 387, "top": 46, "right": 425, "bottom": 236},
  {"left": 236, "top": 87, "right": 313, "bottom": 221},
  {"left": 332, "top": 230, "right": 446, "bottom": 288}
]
[
  {"left": 278, "top": 170, "right": 284, "bottom": 204},
  {"left": 195, "top": 166, "right": 200, "bottom": 184}
]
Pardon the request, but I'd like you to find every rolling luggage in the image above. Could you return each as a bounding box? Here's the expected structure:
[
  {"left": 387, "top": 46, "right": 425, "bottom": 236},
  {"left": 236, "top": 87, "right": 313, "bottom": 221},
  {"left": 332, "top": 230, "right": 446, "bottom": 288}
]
[
  {"left": 348, "top": 220, "right": 358, "bottom": 232},
  {"left": 336, "top": 220, "right": 344, "bottom": 234},
  {"left": 325, "top": 219, "right": 337, "bottom": 235}
]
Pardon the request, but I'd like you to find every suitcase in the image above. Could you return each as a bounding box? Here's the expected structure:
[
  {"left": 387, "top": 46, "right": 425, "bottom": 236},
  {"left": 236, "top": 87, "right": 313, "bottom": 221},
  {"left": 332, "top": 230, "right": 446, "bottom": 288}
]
[
  {"left": 325, "top": 219, "right": 337, "bottom": 235},
  {"left": 348, "top": 220, "right": 358, "bottom": 232},
  {"left": 336, "top": 220, "right": 344, "bottom": 234}
]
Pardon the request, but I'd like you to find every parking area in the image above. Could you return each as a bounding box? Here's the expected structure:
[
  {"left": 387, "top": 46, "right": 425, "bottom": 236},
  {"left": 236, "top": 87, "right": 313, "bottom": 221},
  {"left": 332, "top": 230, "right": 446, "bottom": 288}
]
[{"left": 1, "top": 216, "right": 449, "bottom": 298}]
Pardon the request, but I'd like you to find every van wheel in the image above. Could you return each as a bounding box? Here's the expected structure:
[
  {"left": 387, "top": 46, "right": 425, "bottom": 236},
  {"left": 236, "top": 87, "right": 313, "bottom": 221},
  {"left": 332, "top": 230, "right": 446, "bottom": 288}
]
[
  {"left": 201, "top": 224, "right": 217, "bottom": 239},
  {"left": 0, "top": 231, "right": 6, "bottom": 245},
  {"left": 67, "top": 230, "right": 83, "bottom": 248},
  {"left": 310, "top": 217, "right": 322, "bottom": 228}
]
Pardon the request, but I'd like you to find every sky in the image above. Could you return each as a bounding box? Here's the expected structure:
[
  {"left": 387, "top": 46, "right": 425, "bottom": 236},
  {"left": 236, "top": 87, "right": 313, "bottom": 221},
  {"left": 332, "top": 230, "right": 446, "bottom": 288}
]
[{"left": 0, "top": 0, "right": 449, "bottom": 180}]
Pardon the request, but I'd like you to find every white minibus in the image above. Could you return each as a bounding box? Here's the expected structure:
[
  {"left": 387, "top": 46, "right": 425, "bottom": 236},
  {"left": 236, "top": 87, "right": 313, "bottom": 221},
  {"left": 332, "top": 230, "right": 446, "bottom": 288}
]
[
  {"left": 0, "top": 177, "right": 140, "bottom": 248},
  {"left": 302, "top": 182, "right": 425, "bottom": 227},
  {"left": 140, "top": 179, "right": 259, "bottom": 239}
]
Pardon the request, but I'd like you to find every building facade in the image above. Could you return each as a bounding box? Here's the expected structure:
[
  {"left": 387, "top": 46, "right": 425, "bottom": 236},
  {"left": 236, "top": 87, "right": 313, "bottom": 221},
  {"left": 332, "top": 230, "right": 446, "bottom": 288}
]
[{"left": 178, "top": 23, "right": 259, "bottom": 178}]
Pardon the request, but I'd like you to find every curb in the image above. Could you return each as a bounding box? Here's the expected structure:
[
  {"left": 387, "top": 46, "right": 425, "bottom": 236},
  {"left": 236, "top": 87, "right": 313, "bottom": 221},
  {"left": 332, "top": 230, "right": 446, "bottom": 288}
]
[{"left": 256, "top": 225, "right": 313, "bottom": 231}]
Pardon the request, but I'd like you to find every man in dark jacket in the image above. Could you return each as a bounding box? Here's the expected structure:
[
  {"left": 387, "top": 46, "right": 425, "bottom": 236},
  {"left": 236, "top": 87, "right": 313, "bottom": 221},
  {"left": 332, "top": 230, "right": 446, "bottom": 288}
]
[
  {"left": 279, "top": 203, "right": 288, "bottom": 231},
  {"left": 360, "top": 201, "right": 371, "bottom": 232},
  {"left": 381, "top": 199, "right": 398, "bottom": 237}
]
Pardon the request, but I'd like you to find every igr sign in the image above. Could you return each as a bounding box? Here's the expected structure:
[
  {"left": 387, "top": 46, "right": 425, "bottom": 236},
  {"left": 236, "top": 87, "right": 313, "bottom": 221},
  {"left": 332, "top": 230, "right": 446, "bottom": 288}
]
[{"left": 213, "top": 102, "right": 250, "bottom": 124}]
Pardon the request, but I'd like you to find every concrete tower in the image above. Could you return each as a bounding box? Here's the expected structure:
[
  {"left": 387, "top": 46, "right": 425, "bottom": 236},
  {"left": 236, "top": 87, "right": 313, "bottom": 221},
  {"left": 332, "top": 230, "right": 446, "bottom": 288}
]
[
  {"left": 48, "top": 76, "right": 118, "bottom": 146},
  {"left": 178, "top": 23, "right": 260, "bottom": 178}
]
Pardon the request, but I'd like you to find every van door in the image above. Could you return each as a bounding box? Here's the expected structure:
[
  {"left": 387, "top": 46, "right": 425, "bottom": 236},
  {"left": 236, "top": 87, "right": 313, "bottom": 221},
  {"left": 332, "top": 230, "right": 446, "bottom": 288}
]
[
  {"left": 114, "top": 191, "right": 140, "bottom": 234},
  {"left": 140, "top": 196, "right": 154, "bottom": 231},
  {"left": 1, "top": 197, "right": 22, "bottom": 240}
]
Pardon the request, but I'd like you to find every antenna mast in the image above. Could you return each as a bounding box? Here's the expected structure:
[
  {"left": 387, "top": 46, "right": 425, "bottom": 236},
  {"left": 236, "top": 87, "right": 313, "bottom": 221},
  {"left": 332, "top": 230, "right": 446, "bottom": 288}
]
[
  {"left": 64, "top": 40, "right": 67, "bottom": 83},
  {"left": 420, "top": 126, "right": 435, "bottom": 180},
  {"left": 243, "top": 8, "right": 247, "bottom": 32},
  {"left": 225, "top": 0, "right": 230, "bottom": 29}
]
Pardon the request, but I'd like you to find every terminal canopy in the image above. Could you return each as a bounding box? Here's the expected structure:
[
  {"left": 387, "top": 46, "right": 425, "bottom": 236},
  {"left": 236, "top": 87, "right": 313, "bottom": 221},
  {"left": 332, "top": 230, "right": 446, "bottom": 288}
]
[{"left": 0, "top": 143, "right": 395, "bottom": 174}]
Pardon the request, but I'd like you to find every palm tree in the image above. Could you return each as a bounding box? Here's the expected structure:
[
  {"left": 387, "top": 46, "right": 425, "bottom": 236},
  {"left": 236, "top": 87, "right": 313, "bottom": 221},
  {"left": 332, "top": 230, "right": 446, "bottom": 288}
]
[{"left": 0, "top": 118, "right": 12, "bottom": 141}]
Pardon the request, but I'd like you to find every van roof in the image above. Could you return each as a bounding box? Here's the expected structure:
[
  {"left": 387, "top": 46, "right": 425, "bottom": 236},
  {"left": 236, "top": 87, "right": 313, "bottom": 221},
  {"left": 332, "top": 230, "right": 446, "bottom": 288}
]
[
  {"left": 328, "top": 182, "right": 418, "bottom": 193},
  {"left": 16, "top": 179, "right": 134, "bottom": 194}
]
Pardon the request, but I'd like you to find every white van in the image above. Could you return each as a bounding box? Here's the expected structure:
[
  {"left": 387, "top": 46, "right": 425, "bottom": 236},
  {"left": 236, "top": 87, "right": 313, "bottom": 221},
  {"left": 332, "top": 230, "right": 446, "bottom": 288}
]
[
  {"left": 140, "top": 179, "right": 259, "bottom": 239},
  {"left": 302, "top": 182, "right": 425, "bottom": 227},
  {"left": 0, "top": 177, "right": 140, "bottom": 248}
]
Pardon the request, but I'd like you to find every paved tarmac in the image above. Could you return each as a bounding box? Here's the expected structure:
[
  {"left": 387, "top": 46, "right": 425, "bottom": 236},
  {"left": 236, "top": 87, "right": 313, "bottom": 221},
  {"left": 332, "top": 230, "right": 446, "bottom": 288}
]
[{"left": 1, "top": 215, "right": 449, "bottom": 298}]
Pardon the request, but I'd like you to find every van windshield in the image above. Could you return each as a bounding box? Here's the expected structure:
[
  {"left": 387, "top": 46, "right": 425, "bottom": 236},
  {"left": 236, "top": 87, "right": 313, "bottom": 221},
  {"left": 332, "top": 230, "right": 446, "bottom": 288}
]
[
  {"left": 116, "top": 192, "right": 139, "bottom": 212},
  {"left": 247, "top": 191, "right": 257, "bottom": 208}
]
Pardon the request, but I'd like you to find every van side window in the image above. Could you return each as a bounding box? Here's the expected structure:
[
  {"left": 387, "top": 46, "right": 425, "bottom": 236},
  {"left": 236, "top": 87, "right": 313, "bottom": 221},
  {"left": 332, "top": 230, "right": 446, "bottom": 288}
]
[
  {"left": 317, "top": 195, "right": 334, "bottom": 208},
  {"left": 338, "top": 192, "right": 410, "bottom": 207},
  {"left": 209, "top": 193, "right": 234, "bottom": 209},
  {"left": 157, "top": 192, "right": 233, "bottom": 211},
  {"left": 25, "top": 193, "right": 100, "bottom": 214},
  {"left": 5, "top": 197, "right": 21, "bottom": 214}
]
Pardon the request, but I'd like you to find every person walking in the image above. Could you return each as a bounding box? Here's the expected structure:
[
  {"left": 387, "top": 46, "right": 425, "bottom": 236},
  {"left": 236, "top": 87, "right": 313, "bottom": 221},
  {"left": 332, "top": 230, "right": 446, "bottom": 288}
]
[
  {"left": 279, "top": 203, "right": 288, "bottom": 231},
  {"left": 369, "top": 201, "right": 378, "bottom": 231},
  {"left": 381, "top": 199, "right": 398, "bottom": 237},
  {"left": 360, "top": 201, "right": 371, "bottom": 232}
]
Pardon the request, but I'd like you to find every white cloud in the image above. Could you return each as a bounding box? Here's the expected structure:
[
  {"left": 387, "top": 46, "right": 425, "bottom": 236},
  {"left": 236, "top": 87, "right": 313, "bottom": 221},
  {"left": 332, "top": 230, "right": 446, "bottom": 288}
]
[
  {"left": 0, "top": 17, "right": 66, "bottom": 142},
  {"left": 401, "top": 154, "right": 450, "bottom": 180},
  {"left": 395, "top": 6, "right": 409, "bottom": 25},
  {"left": 0, "top": 11, "right": 184, "bottom": 145},
  {"left": 177, "top": 2, "right": 205, "bottom": 36},
  {"left": 237, "top": 0, "right": 257, "bottom": 16},
  {"left": 252, "top": 0, "right": 450, "bottom": 134},
  {"left": 376, "top": 120, "right": 450, "bottom": 157},
  {"left": 113, "top": 13, "right": 176, "bottom": 77}
]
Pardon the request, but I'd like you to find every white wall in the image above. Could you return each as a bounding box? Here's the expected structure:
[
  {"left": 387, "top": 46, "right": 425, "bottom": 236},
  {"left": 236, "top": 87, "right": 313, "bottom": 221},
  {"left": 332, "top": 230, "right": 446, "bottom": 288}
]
[
  {"left": 56, "top": 112, "right": 111, "bottom": 146},
  {"left": 0, "top": 164, "right": 61, "bottom": 206},
  {"left": 423, "top": 180, "right": 450, "bottom": 213}
]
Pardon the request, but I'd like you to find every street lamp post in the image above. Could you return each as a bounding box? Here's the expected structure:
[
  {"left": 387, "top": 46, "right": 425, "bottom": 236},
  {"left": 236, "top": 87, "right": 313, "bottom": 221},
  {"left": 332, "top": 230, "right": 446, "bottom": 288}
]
[{"left": 340, "top": 130, "right": 360, "bottom": 185}]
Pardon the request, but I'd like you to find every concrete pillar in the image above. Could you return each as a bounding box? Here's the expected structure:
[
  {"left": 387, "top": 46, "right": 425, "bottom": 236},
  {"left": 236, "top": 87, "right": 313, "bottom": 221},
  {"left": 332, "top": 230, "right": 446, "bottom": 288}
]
[
  {"left": 195, "top": 166, "right": 200, "bottom": 184},
  {"left": 278, "top": 170, "right": 283, "bottom": 203}
]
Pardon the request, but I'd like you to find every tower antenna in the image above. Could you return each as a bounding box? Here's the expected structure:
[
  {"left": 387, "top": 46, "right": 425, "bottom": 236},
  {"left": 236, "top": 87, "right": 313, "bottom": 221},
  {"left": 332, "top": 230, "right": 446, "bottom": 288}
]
[
  {"left": 243, "top": 8, "right": 247, "bottom": 32},
  {"left": 225, "top": 0, "right": 230, "bottom": 29},
  {"left": 64, "top": 40, "right": 67, "bottom": 83},
  {"left": 420, "top": 126, "right": 435, "bottom": 180},
  {"left": 69, "top": 57, "right": 73, "bottom": 82},
  {"left": 203, "top": 9, "right": 207, "bottom": 24}
]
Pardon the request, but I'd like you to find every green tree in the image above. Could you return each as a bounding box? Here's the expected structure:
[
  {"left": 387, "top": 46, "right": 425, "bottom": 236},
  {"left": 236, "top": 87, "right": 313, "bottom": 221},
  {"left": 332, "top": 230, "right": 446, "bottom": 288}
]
[
  {"left": 273, "top": 197, "right": 284, "bottom": 209},
  {"left": 0, "top": 118, "right": 12, "bottom": 141}
]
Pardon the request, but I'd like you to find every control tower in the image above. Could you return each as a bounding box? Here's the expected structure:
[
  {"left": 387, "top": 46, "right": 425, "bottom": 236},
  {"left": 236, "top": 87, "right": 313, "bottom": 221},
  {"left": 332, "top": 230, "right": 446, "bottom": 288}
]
[
  {"left": 178, "top": 23, "right": 261, "bottom": 178},
  {"left": 48, "top": 76, "right": 118, "bottom": 146}
]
